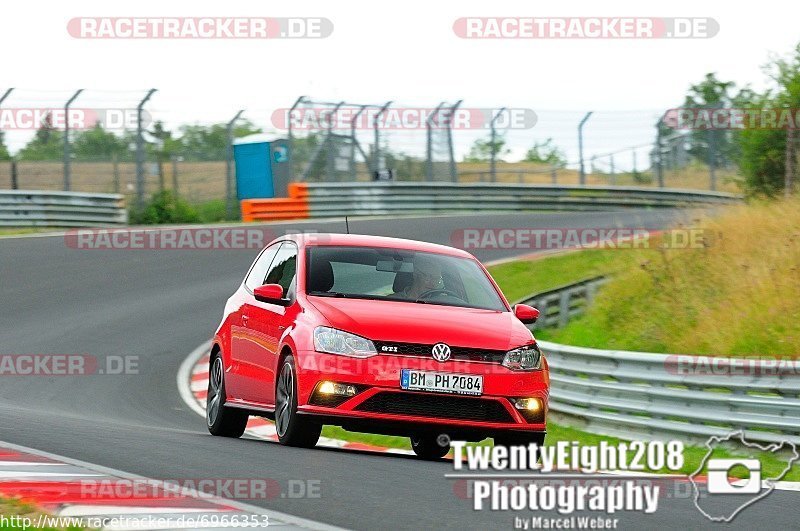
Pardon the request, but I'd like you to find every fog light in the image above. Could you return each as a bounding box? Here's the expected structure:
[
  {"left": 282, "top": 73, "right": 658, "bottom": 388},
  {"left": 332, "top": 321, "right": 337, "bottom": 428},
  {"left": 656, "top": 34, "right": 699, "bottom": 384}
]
[
  {"left": 514, "top": 398, "right": 543, "bottom": 411},
  {"left": 513, "top": 398, "right": 545, "bottom": 423},
  {"left": 318, "top": 381, "right": 357, "bottom": 397}
]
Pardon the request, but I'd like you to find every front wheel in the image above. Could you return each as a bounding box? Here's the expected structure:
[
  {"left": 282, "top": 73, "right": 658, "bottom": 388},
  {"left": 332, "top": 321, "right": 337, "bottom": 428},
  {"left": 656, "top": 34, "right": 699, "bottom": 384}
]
[
  {"left": 207, "top": 355, "right": 248, "bottom": 437},
  {"left": 410, "top": 434, "right": 451, "bottom": 460},
  {"left": 275, "top": 355, "right": 321, "bottom": 448}
]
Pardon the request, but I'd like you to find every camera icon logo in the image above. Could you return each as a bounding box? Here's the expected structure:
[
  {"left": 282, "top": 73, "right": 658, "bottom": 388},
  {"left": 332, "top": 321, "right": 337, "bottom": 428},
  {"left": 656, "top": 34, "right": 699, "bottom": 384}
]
[{"left": 707, "top": 459, "right": 761, "bottom": 494}]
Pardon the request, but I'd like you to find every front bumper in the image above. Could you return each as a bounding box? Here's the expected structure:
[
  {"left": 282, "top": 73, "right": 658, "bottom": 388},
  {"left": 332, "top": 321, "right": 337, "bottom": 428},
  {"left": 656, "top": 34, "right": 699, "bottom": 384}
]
[{"left": 294, "top": 351, "right": 549, "bottom": 435}]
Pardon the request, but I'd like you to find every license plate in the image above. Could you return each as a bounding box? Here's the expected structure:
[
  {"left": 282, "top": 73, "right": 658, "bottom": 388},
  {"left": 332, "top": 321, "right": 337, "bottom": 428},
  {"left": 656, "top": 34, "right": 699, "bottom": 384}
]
[{"left": 400, "top": 369, "right": 483, "bottom": 396}]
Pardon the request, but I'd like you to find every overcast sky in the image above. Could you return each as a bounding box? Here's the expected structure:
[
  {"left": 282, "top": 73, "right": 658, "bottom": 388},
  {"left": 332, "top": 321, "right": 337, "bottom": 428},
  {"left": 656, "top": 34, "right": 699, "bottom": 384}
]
[{"left": 1, "top": 0, "right": 797, "bottom": 166}]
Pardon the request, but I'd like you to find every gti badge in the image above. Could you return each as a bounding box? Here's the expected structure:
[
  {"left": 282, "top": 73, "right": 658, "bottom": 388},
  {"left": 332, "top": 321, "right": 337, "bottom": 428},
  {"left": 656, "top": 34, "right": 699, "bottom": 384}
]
[{"left": 431, "top": 343, "right": 451, "bottom": 362}]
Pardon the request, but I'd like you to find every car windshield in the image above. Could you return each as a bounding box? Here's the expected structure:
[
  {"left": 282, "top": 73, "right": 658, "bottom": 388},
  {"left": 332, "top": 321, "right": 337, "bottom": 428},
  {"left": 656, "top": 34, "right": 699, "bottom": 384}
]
[{"left": 306, "top": 246, "right": 507, "bottom": 312}]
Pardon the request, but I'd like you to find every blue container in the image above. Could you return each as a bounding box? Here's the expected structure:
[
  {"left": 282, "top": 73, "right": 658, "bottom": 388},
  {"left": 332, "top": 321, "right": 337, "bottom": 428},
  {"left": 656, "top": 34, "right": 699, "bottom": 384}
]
[{"left": 234, "top": 135, "right": 291, "bottom": 199}]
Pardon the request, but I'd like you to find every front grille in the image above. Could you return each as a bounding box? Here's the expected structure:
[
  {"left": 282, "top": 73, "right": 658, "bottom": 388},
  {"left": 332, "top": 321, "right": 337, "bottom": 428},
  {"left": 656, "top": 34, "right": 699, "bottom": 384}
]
[
  {"left": 373, "top": 341, "right": 506, "bottom": 363},
  {"left": 355, "top": 392, "right": 515, "bottom": 423}
]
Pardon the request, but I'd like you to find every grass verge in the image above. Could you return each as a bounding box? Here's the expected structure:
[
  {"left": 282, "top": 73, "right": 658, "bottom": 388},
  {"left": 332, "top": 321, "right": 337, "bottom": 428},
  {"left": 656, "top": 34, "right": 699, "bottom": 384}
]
[
  {"left": 536, "top": 198, "right": 800, "bottom": 356},
  {"left": 0, "top": 497, "right": 87, "bottom": 530}
]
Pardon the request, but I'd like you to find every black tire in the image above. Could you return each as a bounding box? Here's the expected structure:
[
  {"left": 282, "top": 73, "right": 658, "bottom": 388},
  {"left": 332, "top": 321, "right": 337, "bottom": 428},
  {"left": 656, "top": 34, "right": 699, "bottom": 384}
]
[
  {"left": 207, "top": 355, "right": 248, "bottom": 437},
  {"left": 410, "top": 434, "right": 451, "bottom": 460},
  {"left": 275, "top": 355, "right": 321, "bottom": 448}
]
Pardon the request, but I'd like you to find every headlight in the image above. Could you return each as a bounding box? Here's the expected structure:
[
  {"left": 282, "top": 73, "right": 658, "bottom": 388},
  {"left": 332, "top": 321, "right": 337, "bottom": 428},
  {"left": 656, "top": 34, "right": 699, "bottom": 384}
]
[
  {"left": 313, "top": 327, "right": 377, "bottom": 358},
  {"left": 502, "top": 343, "right": 542, "bottom": 371}
]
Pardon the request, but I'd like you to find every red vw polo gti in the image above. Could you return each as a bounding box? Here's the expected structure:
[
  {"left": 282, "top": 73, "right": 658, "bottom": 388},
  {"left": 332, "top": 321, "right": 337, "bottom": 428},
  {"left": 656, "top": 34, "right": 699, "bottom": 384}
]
[{"left": 208, "top": 233, "right": 548, "bottom": 459}]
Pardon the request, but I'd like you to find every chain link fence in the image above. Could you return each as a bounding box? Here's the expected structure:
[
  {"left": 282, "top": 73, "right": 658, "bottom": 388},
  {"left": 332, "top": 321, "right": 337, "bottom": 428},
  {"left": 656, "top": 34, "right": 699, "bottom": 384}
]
[{"left": 0, "top": 89, "right": 754, "bottom": 215}]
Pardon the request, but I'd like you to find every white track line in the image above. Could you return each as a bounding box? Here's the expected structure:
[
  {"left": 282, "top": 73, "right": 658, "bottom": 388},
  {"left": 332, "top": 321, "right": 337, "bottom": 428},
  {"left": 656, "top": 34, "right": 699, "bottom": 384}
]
[{"left": 0, "top": 440, "right": 347, "bottom": 531}]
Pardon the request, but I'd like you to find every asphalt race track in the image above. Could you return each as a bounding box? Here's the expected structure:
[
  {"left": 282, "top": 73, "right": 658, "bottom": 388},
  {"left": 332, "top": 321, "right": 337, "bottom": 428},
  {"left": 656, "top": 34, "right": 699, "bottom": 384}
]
[{"left": 1, "top": 209, "right": 795, "bottom": 530}]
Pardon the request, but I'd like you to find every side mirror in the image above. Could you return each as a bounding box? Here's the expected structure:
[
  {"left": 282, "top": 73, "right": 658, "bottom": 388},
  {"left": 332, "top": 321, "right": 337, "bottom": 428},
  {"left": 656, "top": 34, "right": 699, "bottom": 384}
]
[
  {"left": 514, "top": 304, "right": 540, "bottom": 324},
  {"left": 254, "top": 284, "right": 288, "bottom": 305}
]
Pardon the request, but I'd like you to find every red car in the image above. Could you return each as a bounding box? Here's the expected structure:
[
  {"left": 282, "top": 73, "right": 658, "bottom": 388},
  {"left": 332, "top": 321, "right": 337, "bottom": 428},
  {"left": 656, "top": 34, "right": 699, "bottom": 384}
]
[{"left": 207, "top": 233, "right": 548, "bottom": 459}]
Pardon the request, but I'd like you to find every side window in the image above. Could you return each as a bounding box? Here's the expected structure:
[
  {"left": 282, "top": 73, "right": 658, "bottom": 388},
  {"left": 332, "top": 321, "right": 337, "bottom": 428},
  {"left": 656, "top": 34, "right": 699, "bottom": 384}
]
[
  {"left": 244, "top": 243, "right": 281, "bottom": 292},
  {"left": 264, "top": 242, "right": 298, "bottom": 296}
]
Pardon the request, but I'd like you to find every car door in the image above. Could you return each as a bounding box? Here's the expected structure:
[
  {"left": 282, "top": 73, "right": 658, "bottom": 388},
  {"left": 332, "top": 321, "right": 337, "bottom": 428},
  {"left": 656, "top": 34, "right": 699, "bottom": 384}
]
[
  {"left": 228, "top": 242, "right": 281, "bottom": 401},
  {"left": 240, "top": 241, "right": 298, "bottom": 405}
]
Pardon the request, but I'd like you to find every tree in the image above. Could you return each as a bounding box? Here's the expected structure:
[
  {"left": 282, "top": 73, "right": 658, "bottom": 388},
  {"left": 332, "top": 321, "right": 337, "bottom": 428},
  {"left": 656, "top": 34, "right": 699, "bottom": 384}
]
[
  {"left": 681, "top": 73, "right": 738, "bottom": 168},
  {"left": 524, "top": 138, "right": 566, "bottom": 166},
  {"left": 72, "top": 124, "right": 129, "bottom": 161},
  {"left": 177, "top": 120, "right": 262, "bottom": 161},
  {"left": 17, "top": 114, "right": 63, "bottom": 161},
  {"left": 463, "top": 136, "right": 509, "bottom": 163},
  {"left": 0, "top": 131, "right": 10, "bottom": 161},
  {"left": 735, "top": 43, "right": 800, "bottom": 196}
]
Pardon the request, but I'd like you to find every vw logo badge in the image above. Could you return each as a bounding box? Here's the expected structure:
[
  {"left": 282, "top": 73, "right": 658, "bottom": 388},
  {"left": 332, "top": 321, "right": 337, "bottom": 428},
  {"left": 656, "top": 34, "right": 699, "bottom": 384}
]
[{"left": 431, "top": 343, "right": 451, "bottom": 362}]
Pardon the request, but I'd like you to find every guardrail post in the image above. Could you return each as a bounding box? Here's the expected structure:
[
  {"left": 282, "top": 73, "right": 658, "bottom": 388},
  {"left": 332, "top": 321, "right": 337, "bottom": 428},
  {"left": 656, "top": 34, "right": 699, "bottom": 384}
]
[
  {"left": 586, "top": 282, "right": 598, "bottom": 307},
  {"left": 135, "top": 89, "right": 157, "bottom": 211},
  {"left": 10, "top": 159, "right": 18, "bottom": 190},
  {"left": 447, "top": 100, "right": 463, "bottom": 182},
  {"left": 609, "top": 153, "right": 616, "bottom": 186},
  {"left": 63, "top": 89, "right": 84, "bottom": 191},
  {"left": 425, "top": 102, "right": 445, "bottom": 182},
  {"left": 655, "top": 112, "right": 667, "bottom": 188},
  {"left": 537, "top": 299, "right": 548, "bottom": 328},
  {"left": 287, "top": 95, "right": 306, "bottom": 181},
  {"left": 171, "top": 154, "right": 179, "bottom": 197},
  {"left": 350, "top": 105, "right": 366, "bottom": 181},
  {"left": 112, "top": 153, "right": 120, "bottom": 193},
  {"left": 490, "top": 107, "right": 506, "bottom": 183},
  {"left": 373, "top": 101, "right": 392, "bottom": 177},
  {"left": 225, "top": 109, "right": 244, "bottom": 218},
  {"left": 326, "top": 102, "right": 344, "bottom": 182},
  {"left": 558, "top": 290, "right": 571, "bottom": 328},
  {"left": 578, "top": 112, "right": 593, "bottom": 186}
]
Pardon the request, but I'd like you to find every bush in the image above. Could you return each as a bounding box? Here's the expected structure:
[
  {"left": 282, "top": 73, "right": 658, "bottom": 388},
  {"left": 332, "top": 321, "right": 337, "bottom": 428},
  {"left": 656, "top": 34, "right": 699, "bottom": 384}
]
[
  {"left": 130, "top": 190, "right": 200, "bottom": 224},
  {"left": 195, "top": 199, "right": 230, "bottom": 223}
]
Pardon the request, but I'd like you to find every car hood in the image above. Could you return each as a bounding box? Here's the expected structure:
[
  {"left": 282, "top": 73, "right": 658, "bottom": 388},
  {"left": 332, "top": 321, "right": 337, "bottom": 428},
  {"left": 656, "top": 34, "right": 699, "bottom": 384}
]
[{"left": 306, "top": 296, "right": 533, "bottom": 351}]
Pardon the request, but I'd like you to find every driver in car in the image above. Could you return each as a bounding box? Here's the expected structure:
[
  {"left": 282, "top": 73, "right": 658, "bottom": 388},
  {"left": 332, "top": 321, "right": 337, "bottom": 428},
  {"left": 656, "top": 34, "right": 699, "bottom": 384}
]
[{"left": 396, "top": 255, "right": 444, "bottom": 300}]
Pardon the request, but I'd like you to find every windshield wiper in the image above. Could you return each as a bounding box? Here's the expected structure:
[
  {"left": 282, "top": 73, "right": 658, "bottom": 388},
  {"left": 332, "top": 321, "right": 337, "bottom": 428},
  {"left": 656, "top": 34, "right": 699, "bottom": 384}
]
[{"left": 308, "top": 291, "right": 350, "bottom": 298}]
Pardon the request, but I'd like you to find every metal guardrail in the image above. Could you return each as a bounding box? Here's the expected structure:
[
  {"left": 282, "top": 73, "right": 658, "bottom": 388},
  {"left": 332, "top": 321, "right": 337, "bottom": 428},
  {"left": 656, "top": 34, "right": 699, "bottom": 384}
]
[
  {"left": 0, "top": 190, "right": 128, "bottom": 227},
  {"left": 518, "top": 276, "right": 608, "bottom": 329},
  {"left": 518, "top": 279, "right": 800, "bottom": 445},
  {"left": 241, "top": 182, "right": 743, "bottom": 221}
]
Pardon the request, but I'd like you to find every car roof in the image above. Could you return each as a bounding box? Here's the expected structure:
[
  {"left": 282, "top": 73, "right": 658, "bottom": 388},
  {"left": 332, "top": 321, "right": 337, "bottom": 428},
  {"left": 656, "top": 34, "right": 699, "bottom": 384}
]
[{"left": 280, "top": 233, "right": 474, "bottom": 259}]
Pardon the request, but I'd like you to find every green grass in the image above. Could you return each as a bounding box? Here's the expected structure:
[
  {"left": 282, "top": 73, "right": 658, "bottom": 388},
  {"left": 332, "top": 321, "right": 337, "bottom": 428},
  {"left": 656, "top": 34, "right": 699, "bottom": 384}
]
[
  {"left": 486, "top": 249, "right": 631, "bottom": 302},
  {"left": 0, "top": 228, "right": 53, "bottom": 236},
  {"left": 0, "top": 498, "right": 87, "bottom": 530},
  {"left": 535, "top": 200, "right": 800, "bottom": 356}
]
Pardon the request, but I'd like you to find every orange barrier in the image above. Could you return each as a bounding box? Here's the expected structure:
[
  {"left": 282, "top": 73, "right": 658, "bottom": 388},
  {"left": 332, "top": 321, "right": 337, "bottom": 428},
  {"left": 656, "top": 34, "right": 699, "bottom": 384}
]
[{"left": 240, "top": 183, "right": 309, "bottom": 222}]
